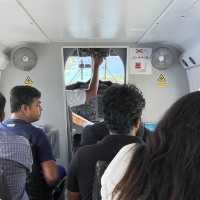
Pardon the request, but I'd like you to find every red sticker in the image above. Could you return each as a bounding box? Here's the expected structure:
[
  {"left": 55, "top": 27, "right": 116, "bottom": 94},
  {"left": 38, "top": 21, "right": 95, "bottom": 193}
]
[{"left": 135, "top": 62, "right": 141, "bottom": 69}]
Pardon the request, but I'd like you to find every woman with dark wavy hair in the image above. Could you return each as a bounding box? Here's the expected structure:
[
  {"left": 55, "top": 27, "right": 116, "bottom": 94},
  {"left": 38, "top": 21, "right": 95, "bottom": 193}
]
[{"left": 101, "top": 91, "right": 200, "bottom": 200}]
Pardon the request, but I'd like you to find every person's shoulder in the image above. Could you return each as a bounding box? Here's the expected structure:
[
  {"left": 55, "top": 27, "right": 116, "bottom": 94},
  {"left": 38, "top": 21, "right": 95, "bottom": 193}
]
[
  {"left": 120, "top": 143, "right": 136, "bottom": 153},
  {"left": 77, "top": 143, "right": 99, "bottom": 158},
  {"left": 85, "top": 121, "right": 107, "bottom": 132},
  {"left": 114, "top": 143, "right": 136, "bottom": 163},
  {"left": 27, "top": 124, "right": 49, "bottom": 143},
  {"left": 13, "top": 135, "right": 30, "bottom": 145},
  {"left": 93, "top": 121, "right": 107, "bottom": 129},
  {"left": 0, "top": 132, "right": 29, "bottom": 144},
  {"left": 106, "top": 143, "right": 136, "bottom": 170},
  {"left": 101, "top": 143, "right": 136, "bottom": 185},
  {"left": 83, "top": 124, "right": 94, "bottom": 132},
  {"left": 83, "top": 123, "right": 99, "bottom": 133},
  {"left": 29, "top": 124, "right": 46, "bottom": 135},
  {"left": 78, "top": 143, "right": 98, "bottom": 153}
]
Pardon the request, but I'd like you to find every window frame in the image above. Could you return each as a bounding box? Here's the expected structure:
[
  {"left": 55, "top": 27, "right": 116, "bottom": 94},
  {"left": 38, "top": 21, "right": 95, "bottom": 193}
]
[
  {"left": 61, "top": 46, "right": 129, "bottom": 86},
  {"left": 64, "top": 55, "right": 125, "bottom": 85}
]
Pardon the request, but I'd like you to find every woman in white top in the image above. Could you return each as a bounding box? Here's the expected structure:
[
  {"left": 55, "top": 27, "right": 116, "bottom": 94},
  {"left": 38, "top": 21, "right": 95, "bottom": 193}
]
[
  {"left": 101, "top": 143, "right": 137, "bottom": 200},
  {"left": 101, "top": 91, "right": 200, "bottom": 200}
]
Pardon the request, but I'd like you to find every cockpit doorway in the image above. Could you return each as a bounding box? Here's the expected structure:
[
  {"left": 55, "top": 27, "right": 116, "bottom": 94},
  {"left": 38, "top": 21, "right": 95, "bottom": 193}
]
[{"left": 62, "top": 47, "right": 127, "bottom": 157}]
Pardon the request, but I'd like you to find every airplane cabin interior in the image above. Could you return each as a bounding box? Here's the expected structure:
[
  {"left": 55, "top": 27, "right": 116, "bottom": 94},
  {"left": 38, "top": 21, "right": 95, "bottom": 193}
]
[{"left": 0, "top": 0, "right": 200, "bottom": 176}]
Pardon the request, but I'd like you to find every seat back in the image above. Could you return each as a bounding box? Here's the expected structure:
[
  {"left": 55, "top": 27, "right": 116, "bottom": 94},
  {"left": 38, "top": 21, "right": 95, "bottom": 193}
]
[{"left": 92, "top": 161, "right": 109, "bottom": 200}]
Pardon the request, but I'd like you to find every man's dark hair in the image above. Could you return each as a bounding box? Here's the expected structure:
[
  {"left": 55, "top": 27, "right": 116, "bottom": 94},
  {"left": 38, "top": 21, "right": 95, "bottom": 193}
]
[
  {"left": 102, "top": 84, "right": 145, "bottom": 135},
  {"left": 0, "top": 92, "right": 6, "bottom": 119},
  {"left": 10, "top": 86, "right": 41, "bottom": 113}
]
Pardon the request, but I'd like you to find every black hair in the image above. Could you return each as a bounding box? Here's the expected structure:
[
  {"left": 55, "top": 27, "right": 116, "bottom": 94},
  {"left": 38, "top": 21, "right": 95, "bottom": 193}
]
[
  {"left": 114, "top": 91, "right": 200, "bottom": 200},
  {"left": 0, "top": 92, "right": 6, "bottom": 120},
  {"left": 102, "top": 84, "right": 145, "bottom": 135},
  {"left": 10, "top": 85, "right": 41, "bottom": 113}
]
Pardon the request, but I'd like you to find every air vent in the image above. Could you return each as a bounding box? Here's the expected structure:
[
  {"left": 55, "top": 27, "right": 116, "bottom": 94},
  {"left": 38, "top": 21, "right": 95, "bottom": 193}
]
[
  {"left": 189, "top": 57, "right": 196, "bottom": 65},
  {"left": 182, "top": 59, "right": 189, "bottom": 67},
  {"left": 180, "top": 45, "right": 200, "bottom": 69}
]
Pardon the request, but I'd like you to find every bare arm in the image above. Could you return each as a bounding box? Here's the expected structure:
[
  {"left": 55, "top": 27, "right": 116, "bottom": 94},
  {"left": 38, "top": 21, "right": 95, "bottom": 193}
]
[
  {"left": 67, "top": 191, "right": 81, "bottom": 200},
  {"left": 85, "top": 55, "right": 103, "bottom": 103},
  {"left": 40, "top": 160, "right": 59, "bottom": 185}
]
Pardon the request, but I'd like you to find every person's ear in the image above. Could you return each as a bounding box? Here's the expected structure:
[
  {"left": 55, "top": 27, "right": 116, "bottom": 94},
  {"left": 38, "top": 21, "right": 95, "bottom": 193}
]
[
  {"left": 135, "top": 119, "right": 141, "bottom": 130},
  {"left": 132, "top": 119, "right": 141, "bottom": 136},
  {"left": 21, "top": 104, "right": 29, "bottom": 113}
]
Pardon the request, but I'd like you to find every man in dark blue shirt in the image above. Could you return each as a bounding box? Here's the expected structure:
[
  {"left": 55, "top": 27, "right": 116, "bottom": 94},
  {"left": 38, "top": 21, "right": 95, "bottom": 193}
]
[{"left": 0, "top": 86, "right": 58, "bottom": 185}]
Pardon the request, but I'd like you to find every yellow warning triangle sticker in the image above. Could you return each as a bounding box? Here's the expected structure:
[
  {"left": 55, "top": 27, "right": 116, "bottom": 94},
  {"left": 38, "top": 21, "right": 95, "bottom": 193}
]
[
  {"left": 157, "top": 74, "right": 167, "bottom": 87},
  {"left": 158, "top": 74, "right": 165, "bottom": 81},
  {"left": 24, "top": 76, "right": 33, "bottom": 86}
]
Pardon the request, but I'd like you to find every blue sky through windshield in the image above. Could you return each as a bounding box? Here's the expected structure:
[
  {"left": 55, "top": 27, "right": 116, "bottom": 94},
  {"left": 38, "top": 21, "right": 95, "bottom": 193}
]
[{"left": 64, "top": 56, "right": 124, "bottom": 85}]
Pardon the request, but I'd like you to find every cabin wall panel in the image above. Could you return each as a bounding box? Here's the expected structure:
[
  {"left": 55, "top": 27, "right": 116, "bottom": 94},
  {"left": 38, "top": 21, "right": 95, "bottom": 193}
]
[
  {"left": 186, "top": 66, "right": 200, "bottom": 91},
  {"left": 0, "top": 43, "right": 68, "bottom": 167},
  {"left": 128, "top": 61, "right": 189, "bottom": 123},
  {"left": 0, "top": 43, "right": 190, "bottom": 167}
]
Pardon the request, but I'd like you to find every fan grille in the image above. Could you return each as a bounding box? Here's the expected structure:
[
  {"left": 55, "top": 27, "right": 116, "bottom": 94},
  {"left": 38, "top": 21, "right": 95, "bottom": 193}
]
[
  {"left": 11, "top": 47, "right": 37, "bottom": 71},
  {"left": 151, "top": 47, "right": 174, "bottom": 70}
]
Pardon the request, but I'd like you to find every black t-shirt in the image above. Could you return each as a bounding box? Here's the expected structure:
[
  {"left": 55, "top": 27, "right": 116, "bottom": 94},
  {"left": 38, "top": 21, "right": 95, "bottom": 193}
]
[
  {"left": 67, "top": 135, "right": 141, "bottom": 200},
  {"left": 81, "top": 121, "right": 151, "bottom": 146},
  {"left": 81, "top": 121, "right": 109, "bottom": 146}
]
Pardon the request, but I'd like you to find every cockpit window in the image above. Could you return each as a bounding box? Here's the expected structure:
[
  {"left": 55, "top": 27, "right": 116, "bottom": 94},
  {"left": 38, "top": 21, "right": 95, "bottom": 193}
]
[{"left": 64, "top": 56, "right": 125, "bottom": 85}]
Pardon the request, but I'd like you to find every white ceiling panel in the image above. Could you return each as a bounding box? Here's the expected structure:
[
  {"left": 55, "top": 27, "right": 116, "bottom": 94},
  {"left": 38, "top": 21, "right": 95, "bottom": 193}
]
[
  {"left": 140, "top": 0, "right": 200, "bottom": 49},
  {"left": 18, "top": 0, "right": 173, "bottom": 43},
  {"left": 0, "top": 0, "right": 48, "bottom": 46}
]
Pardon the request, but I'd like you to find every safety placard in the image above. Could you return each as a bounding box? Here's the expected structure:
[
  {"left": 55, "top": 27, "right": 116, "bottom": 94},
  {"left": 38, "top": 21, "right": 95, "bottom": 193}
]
[
  {"left": 157, "top": 74, "right": 168, "bottom": 87},
  {"left": 24, "top": 76, "right": 33, "bottom": 86},
  {"left": 130, "top": 48, "right": 152, "bottom": 75}
]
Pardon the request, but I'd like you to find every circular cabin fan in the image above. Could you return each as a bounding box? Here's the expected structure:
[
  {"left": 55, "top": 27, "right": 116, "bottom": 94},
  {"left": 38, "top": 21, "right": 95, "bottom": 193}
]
[
  {"left": 11, "top": 47, "right": 37, "bottom": 71},
  {"left": 151, "top": 47, "right": 174, "bottom": 70}
]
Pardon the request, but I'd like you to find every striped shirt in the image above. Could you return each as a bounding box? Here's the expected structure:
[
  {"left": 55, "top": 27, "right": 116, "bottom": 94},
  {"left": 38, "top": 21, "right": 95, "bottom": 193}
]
[{"left": 0, "top": 132, "right": 33, "bottom": 200}]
